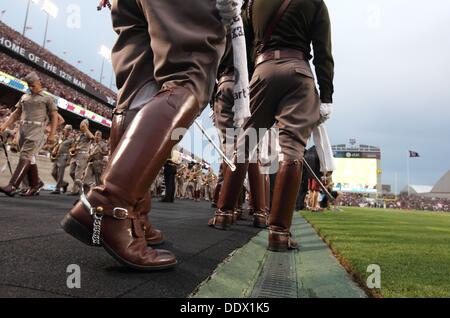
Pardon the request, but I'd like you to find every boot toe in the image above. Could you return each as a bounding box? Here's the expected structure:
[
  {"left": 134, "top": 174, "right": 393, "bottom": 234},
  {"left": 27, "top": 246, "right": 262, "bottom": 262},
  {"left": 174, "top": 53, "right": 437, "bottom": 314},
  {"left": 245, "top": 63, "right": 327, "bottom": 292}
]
[{"left": 150, "top": 248, "right": 177, "bottom": 264}]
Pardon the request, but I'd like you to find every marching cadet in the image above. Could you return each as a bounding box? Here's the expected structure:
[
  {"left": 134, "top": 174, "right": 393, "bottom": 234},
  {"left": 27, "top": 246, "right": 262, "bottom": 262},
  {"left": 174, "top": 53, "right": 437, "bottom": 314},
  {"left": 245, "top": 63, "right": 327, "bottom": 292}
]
[
  {"left": 175, "top": 163, "right": 187, "bottom": 199},
  {"left": 192, "top": 163, "right": 204, "bottom": 202},
  {"left": 181, "top": 164, "right": 192, "bottom": 199},
  {"left": 61, "top": 0, "right": 237, "bottom": 270},
  {"left": 185, "top": 164, "right": 197, "bottom": 200},
  {"left": 68, "top": 120, "right": 94, "bottom": 195},
  {"left": 83, "top": 131, "right": 109, "bottom": 189},
  {"left": 213, "top": 0, "right": 335, "bottom": 251},
  {"left": 0, "top": 72, "right": 58, "bottom": 197},
  {"left": 50, "top": 125, "right": 74, "bottom": 194},
  {"left": 203, "top": 167, "right": 216, "bottom": 201},
  {"left": 209, "top": 17, "right": 268, "bottom": 229}
]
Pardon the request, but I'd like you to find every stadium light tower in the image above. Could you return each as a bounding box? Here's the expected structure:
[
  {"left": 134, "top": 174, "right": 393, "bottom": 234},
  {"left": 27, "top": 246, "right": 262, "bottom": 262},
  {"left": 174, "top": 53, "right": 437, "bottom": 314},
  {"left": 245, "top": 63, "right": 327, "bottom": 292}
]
[
  {"left": 99, "top": 45, "right": 112, "bottom": 83},
  {"left": 23, "top": 0, "right": 39, "bottom": 36},
  {"left": 1, "top": 10, "right": 7, "bottom": 23},
  {"left": 41, "top": 0, "right": 59, "bottom": 49},
  {"left": 109, "top": 71, "right": 115, "bottom": 90}
]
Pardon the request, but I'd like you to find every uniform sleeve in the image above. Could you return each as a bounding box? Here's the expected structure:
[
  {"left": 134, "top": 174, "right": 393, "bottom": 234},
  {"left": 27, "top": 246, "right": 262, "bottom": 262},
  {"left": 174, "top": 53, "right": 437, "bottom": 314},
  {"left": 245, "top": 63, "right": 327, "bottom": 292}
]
[
  {"left": 242, "top": 4, "right": 255, "bottom": 77},
  {"left": 46, "top": 96, "right": 58, "bottom": 114},
  {"left": 311, "top": 1, "right": 334, "bottom": 103},
  {"left": 15, "top": 96, "right": 24, "bottom": 111}
]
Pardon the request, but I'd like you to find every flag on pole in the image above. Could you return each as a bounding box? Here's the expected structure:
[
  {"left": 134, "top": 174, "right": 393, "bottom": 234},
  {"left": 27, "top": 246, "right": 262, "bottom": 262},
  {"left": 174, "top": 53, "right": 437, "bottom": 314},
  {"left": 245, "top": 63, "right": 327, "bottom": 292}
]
[{"left": 409, "top": 151, "right": 420, "bottom": 158}]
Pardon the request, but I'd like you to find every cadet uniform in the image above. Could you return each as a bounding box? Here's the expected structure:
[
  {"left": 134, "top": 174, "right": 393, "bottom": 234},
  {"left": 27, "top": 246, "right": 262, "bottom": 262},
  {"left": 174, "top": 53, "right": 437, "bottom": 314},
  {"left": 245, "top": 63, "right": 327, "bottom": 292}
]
[
  {"left": 69, "top": 131, "right": 93, "bottom": 194},
  {"left": 193, "top": 165, "right": 204, "bottom": 202},
  {"left": 61, "top": 0, "right": 227, "bottom": 270},
  {"left": 209, "top": 18, "right": 270, "bottom": 229},
  {"left": 175, "top": 164, "right": 187, "bottom": 199},
  {"left": 204, "top": 169, "right": 217, "bottom": 201},
  {"left": 0, "top": 76, "right": 57, "bottom": 196},
  {"left": 214, "top": 0, "right": 334, "bottom": 251},
  {"left": 180, "top": 165, "right": 191, "bottom": 199},
  {"left": 51, "top": 127, "right": 74, "bottom": 194},
  {"left": 84, "top": 139, "right": 109, "bottom": 187}
]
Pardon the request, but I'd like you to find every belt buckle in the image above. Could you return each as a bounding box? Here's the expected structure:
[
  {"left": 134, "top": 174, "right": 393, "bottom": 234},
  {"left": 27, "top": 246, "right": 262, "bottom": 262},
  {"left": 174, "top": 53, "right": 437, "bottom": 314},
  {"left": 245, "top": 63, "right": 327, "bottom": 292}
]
[{"left": 113, "top": 207, "right": 128, "bottom": 220}]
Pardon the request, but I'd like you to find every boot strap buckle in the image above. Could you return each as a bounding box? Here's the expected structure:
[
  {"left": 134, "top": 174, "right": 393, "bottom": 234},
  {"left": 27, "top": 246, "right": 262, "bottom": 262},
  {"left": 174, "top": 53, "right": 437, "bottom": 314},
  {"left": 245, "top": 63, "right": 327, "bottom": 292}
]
[{"left": 113, "top": 207, "right": 128, "bottom": 220}]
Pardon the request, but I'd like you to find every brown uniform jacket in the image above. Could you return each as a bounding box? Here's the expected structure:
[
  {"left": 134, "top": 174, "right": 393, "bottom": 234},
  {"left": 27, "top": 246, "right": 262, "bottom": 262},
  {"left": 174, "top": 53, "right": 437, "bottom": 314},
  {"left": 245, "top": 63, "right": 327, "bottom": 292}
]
[{"left": 244, "top": 0, "right": 334, "bottom": 103}]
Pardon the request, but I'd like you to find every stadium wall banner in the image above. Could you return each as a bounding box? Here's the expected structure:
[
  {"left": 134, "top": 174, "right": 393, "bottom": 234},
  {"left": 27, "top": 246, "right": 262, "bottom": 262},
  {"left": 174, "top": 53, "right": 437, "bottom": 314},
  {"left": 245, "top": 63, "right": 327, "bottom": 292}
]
[
  {"left": 333, "top": 150, "right": 381, "bottom": 159},
  {"left": 0, "top": 71, "right": 112, "bottom": 128},
  {"left": 0, "top": 36, "right": 116, "bottom": 107}
]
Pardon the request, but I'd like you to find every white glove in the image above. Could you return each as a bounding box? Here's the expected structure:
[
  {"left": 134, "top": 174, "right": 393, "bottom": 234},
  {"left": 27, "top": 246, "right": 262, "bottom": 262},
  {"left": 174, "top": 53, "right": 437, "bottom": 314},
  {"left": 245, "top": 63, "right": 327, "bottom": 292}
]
[
  {"left": 216, "top": 0, "right": 242, "bottom": 26},
  {"left": 319, "top": 103, "right": 333, "bottom": 123}
]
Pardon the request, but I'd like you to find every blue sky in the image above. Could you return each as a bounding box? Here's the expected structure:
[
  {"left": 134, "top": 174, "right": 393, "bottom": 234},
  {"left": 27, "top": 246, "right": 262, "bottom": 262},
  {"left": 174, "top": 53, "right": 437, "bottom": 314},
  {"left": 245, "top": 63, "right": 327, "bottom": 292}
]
[{"left": 1, "top": 0, "right": 449, "bottom": 190}]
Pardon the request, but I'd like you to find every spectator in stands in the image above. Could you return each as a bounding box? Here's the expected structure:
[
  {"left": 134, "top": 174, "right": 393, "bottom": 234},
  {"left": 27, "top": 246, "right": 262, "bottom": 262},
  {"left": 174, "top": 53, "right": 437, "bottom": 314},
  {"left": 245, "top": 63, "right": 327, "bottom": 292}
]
[{"left": 0, "top": 53, "right": 113, "bottom": 119}]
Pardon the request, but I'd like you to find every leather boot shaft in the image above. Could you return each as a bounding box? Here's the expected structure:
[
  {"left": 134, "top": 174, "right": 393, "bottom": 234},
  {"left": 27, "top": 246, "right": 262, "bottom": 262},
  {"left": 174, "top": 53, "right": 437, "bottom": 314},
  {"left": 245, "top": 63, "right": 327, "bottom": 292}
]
[
  {"left": 21, "top": 164, "right": 43, "bottom": 196},
  {"left": 101, "top": 87, "right": 199, "bottom": 206},
  {"left": 217, "top": 162, "right": 249, "bottom": 211},
  {"left": 212, "top": 182, "right": 221, "bottom": 206},
  {"left": 210, "top": 162, "right": 248, "bottom": 229},
  {"left": 61, "top": 86, "right": 199, "bottom": 270},
  {"left": 110, "top": 109, "right": 164, "bottom": 246},
  {"left": 264, "top": 174, "right": 271, "bottom": 213},
  {"left": 139, "top": 193, "right": 164, "bottom": 246},
  {"left": 0, "top": 158, "right": 31, "bottom": 196},
  {"left": 248, "top": 163, "right": 267, "bottom": 228},
  {"left": 268, "top": 160, "right": 303, "bottom": 231},
  {"left": 109, "top": 109, "right": 140, "bottom": 154}
]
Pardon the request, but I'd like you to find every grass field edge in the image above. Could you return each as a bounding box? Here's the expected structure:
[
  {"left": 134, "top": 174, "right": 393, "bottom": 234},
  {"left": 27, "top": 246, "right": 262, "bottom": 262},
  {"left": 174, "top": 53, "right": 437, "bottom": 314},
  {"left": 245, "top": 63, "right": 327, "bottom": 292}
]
[{"left": 300, "top": 212, "right": 383, "bottom": 298}]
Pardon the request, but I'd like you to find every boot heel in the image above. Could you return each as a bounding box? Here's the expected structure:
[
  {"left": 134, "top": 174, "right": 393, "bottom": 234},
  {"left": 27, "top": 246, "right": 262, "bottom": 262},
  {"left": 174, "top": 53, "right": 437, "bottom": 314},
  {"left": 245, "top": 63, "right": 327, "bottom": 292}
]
[
  {"left": 61, "top": 214, "right": 98, "bottom": 247},
  {"left": 209, "top": 214, "right": 232, "bottom": 230},
  {"left": 215, "top": 215, "right": 231, "bottom": 230},
  {"left": 253, "top": 214, "right": 268, "bottom": 228},
  {"left": 267, "top": 243, "right": 289, "bottom": 252}
]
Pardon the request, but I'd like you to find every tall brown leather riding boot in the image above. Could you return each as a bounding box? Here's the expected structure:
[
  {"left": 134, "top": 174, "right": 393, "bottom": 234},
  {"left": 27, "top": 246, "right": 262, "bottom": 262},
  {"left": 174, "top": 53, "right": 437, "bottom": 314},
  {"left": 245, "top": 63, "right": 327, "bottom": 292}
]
[
  {"left": 110, "top": 109, "right": 164, "bottom": 246},
  {"left": 61, "top": 87, "right": 199, "bottom": 270},
  {"left": 264, "top": 174, "right": 271, "bottom": 214},
  {"left": 0, "top": 158, "right": 31, "bottom": 197},
  {"left": 268, "top": 161, "right": 303, "bottom": 252},
  {"left": 248, "top": 191, "right": 254, "bottom": 215},
  {"left": 212, "top": 182, "right": 221, "bottom": 208},
  {"left": 208, "top": 162, "right": 249, "bottom": 230},
  {"left": 248, "top": 163, "right": 267, "bottom": 228},
  {"left": 140, "top": 194, "right": 164, "bottom": 246},
  {"left": 21, "top": 164, "right": 43, "bottom": 197}
]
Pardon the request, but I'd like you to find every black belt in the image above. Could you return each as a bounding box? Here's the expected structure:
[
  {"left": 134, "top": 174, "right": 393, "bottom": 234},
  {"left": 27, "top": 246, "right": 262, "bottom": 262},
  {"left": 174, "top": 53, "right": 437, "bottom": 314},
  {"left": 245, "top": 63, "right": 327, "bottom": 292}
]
[{"left": 255, "top": 49, "right": 306, "bottom": 67}]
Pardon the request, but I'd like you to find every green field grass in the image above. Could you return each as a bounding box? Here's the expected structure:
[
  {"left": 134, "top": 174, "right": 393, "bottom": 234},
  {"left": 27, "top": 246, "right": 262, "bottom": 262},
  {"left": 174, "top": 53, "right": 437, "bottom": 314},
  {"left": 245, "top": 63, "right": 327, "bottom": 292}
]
[{"left": 301, "top": 207, "right": 450, "bottom": 298}]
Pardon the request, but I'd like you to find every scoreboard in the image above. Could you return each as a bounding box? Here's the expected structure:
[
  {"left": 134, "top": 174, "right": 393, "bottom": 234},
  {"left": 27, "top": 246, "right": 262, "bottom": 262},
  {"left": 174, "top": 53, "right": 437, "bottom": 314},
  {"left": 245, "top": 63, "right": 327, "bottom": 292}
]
[{"left": 332, "top": 146, "right": 381, "bottom": 194}]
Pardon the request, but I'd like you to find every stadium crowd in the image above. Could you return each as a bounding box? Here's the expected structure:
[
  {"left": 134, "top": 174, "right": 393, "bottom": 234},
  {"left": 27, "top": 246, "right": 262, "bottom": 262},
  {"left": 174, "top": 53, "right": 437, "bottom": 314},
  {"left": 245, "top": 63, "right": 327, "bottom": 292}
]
[
  {"left": 0, "top": 21, "right": 116, "bottom": 100},
  {"left": 0, "top": 53, "right": 113, "bottom": 119},
  {"left": 336, "top": 192, "right": 450, "bottom": 212},
  {"left": 2, "top": 105, "right": 217, "bottom": 203}
]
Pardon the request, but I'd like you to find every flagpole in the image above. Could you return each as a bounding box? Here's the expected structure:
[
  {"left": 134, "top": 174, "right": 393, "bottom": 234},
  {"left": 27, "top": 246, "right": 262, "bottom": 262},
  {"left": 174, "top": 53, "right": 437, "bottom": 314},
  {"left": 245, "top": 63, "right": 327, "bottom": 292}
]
[
  {"left": 23, "top": 0, "right": 31, "bottom": 36},
  {"left": 407, "top": 151, "right": 410, "bottom": 196},
  {"left": 42, "top": 13, "right": 50, "bottom": 48},
  {"left": 394, "top": 171, "right": 398, "bottom": 195}
]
